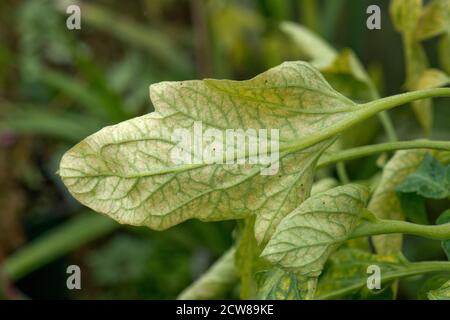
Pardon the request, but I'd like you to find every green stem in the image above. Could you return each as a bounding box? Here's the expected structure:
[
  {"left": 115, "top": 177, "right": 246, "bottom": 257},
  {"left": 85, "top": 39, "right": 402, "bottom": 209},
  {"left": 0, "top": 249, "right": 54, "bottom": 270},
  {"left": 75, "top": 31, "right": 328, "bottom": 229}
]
[
  {"left": 351, "top": 219, "right": 450, "bottom": 241},
  {"left": 336, "top": 162, "right": 350, "bottom": 184},
  {"left": 284, "top": 88, "right": 450, "bottom": 154},
  {"left": 316, "top": 260, "right": 450, "bottom": 300},
  {"left": 377, "top": 111, "right": 398, "bottom": 142},
  {"left": 362, "top": 88, "right": 450, "bottom": 115},
  {"left": 318, "top": 139, "right": 450, "bottom": 168},
  {"left": 2, "top": 212, "right": 118, "bottom": 281}
]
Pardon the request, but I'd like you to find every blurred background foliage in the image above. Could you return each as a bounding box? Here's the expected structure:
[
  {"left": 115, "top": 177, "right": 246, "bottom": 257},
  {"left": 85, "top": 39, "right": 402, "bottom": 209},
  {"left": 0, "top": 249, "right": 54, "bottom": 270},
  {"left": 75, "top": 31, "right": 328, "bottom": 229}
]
[{"left": 0, "top": 0, "right": 448, "bottom": 299}]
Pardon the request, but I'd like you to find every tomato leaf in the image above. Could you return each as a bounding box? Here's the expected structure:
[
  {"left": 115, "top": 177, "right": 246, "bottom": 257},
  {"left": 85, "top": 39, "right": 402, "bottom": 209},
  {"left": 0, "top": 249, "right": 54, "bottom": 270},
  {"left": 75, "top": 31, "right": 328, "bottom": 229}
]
[
  {"left": 261, "top": 184, "right": 370, "bottom": 277},
  {"left": 59, "top": 61, "right": 381, "bottom": 244},
  {"left": 315, "top": 248, "right": 402, "bottom": 299},
  {"left": 396, "top": 154, "right": 450, "bottom": 199}
]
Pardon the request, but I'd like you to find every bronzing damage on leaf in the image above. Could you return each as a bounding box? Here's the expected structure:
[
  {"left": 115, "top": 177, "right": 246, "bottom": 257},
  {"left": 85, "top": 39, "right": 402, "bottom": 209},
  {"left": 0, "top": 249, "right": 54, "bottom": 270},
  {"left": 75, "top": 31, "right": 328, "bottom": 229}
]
[
  {"left": 261, "top": 184, "right": 370, "bottom": 278},
  {"left": 59, "top": 61, "right": 377, "bottom": 244}
]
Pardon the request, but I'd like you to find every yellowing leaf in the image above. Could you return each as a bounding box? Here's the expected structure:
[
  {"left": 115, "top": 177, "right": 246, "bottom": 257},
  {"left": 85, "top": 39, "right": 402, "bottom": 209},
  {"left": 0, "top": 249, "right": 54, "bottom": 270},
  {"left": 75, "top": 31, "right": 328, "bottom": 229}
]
[
  {"left": 390, "top": 0, "right": 423, "bottom": 35},
  {"left": 257, "top": 267, "right": 314, "bottom": 300},
  {"left": 369, "top": 149, "right": 428, "bottom": 254},
  {"left": 261, "top": 184, "right": 370, "bottom": 277},
  {"left": 61, "top": 61, "right": 377, "bottom": 245},
  {"left": 390, "top": 0, "right": 444, "bottom": 133},
  {"left": 316, "top": 248, "right": 402, "bottom": 299},
  {"left": 416, "top": 0, "right": 450, "bottom": 41},
  {"left": 411, "top": 69, "right": 450, "bottom": 133}
]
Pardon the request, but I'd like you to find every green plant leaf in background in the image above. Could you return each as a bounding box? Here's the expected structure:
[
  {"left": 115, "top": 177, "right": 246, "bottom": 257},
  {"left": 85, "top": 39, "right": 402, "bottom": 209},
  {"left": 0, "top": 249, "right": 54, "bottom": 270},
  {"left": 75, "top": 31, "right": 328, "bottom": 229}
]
[
  {"left": 280, "top": 21, "right": 336, "bottom": 69},
  {"left": 390, "top": 0, "right": 450, "bottom": 133},
  {"left": 396, "top": 192, "right": 429, "bottom": 225},
  {"left": 436, "top": 210, "right": 450, "bottom": 260},
  {"left": 428, "top": 280, "right": 450, "bottom": 300},
  {"left": 396, "top": 153, "right": 450, "bottom": 199},
  {"left": 368, "top": 149, "right": 428, "bottom": 254},
  {"left": 178, "top": 247, "right": 237, "bottom": 300},
  {"left": 261, "top": 184, "right": 370, "bottom": 296},
  {"left": 315, "top": 248, "right": 400, "bottom": 299},
  {"left": 257, "top": 267, "right": 310, "bottom": 299},
  {"left": 415, "top": 0, "right": 450, "bottom": 41}
]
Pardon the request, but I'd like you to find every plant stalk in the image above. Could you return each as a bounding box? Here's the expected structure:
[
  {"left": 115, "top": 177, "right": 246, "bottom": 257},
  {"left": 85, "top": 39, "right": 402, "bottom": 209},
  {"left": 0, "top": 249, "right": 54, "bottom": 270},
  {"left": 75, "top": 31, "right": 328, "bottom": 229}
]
[
  {"left": 318, "top": 139, "right": 450, "bottom": 168},
  {"left": 351, "top": 219, "right": 450, "bottom": 241}
]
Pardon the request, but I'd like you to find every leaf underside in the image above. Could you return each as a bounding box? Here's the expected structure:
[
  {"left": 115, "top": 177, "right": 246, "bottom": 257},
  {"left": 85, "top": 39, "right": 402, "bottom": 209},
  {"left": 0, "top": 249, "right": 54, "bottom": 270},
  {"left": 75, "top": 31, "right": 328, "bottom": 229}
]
[
  {"left": 261, "top": 184, "right": 370, "bottom": 277},
  {"left": 59, "top": 61, "right": 368, "bottom": 243}
]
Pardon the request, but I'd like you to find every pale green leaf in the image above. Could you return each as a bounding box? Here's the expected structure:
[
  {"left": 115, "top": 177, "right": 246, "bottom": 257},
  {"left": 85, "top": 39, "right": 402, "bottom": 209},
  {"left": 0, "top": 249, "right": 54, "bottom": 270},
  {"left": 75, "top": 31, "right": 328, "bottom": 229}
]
[
  {"left": 257, "top": 268, "right": 315, "bottom": 300},
  {"left": 369, "top": 149, "right": 428, "bottom": 254},
  {"left": 390, "top": 0, "right": 423, "bottom": 35},
  {"left": 390, "top": 0, "right": 441, "bottom": 132},
  {"left": 428, "top": 280, "right": 450, "bottom": 300},
  {"left": 416, "top": 0, "right": 450, "bottom": 41},
  {"left": 60, "top": 61, "right": 372, "bottom": 245},
  {"left": 321, "top": 49, "right": 377, "bottom": 102},
  {"left": 261, "top": 184, "right": 370, "bottom": 277},
  {"left": 315, "top": 248, "right": 402, "bottom": 299},
  {"left": 280, "top": 21, "right": 336, "bottom": 69},
  {"left": 280, "top": 22, "right": 380, "bottom": 146}
]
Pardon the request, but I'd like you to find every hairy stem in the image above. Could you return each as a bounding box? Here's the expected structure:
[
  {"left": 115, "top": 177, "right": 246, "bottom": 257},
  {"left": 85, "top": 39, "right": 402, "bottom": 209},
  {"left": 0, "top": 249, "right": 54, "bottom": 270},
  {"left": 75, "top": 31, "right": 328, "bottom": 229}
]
[{"left": 317, "top": 139, "right": 450, "bottom": 168}]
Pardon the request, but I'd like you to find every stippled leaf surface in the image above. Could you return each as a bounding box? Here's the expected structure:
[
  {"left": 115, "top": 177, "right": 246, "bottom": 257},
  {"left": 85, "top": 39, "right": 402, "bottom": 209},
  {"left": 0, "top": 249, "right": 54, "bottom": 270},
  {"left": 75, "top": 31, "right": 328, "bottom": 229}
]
[
  {"left": 257, "top": 268, "right": 313, "bottom": 300},
  {"left": 369, "top": 150, "right": 428, "bottom": 254},
  {"left": 428, "top": 280, "right": 450, "bottom": 300},
  {"left": 396, "top": 154, "right": 450, "bottom": 199},
  {"left": 59, "top": 61, "right": 374, "bottom": 244},
  {"left": 315, "top": 248, "right": 402, "bottom": 299},
  {"left": 261, "top": 184, "right": 370, "bottom": 277}
]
